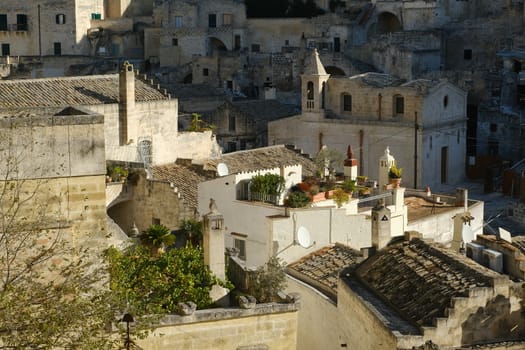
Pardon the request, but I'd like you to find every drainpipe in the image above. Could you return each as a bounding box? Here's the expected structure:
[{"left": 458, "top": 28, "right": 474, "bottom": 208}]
[
  {"left": 38, "top": 5, "right": 42, "bottom": 56},
  {"left": 319, "top": 132, "right": 324, "bottom": 151},
  {"left": 359, "top": 129, "right": 364, "bottom": 175},
  {"left": 414, "top": 111, "right": 418, "bottom": 189},
  {"left": 377, "top": 93, "right": 382, "bottom": 121}
]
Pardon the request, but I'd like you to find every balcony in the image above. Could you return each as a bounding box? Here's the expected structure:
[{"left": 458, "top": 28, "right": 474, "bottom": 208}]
[{"left": 10, "top": 23, "right": 28, "bottom": 31}]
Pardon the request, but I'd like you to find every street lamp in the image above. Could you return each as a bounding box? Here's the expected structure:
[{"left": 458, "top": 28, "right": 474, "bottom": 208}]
[{"left": 121, "top": 313, "right": 134, "bottom": 350}]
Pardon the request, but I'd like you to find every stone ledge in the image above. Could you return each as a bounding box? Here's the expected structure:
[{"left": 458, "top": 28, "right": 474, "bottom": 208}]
[{"left": 156, "top": 301, "right": 300, "bottom": 327}]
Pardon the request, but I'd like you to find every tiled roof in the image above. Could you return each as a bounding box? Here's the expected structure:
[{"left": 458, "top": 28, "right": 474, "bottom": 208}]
[
  {"left": 348, "top": 72, "right": 404, "bottom": 88},
  {"left": 287, "top": 244, "right": 363, "bottom": 301},
  {"left": 0, "top": 75, "right": 168, "bottom": 108},
  {"left": 167, "top": 83, "right": 226, "bottom": 99},
  {"left": 353, "top": 238, "right": 497, "bottom": 328},
  {"left": 231, "top": 100, "right": 299, "bottom": 121},
  {"left": 205, "top": 145, "right": 317, "bottom": 177},
  {"left": 151, "top": 163, "right": 210, "bottom": 209}
]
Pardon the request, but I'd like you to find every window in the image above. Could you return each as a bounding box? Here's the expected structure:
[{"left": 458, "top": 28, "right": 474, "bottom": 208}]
[
  {"left": 152, "top": 218, "right": 161, "bottom": 225},
  {"left": 251, "top": 44, "right": 260, "bottom": 53},
  {"left": 208, "top": 14, "right": 216, "bottom": 28},
  {"left": 343, "top": 94, "right": 352, "bottom": 112},
  {"left": 229, "top": 115, "right": 235, "bottom": 132},
  {"left": 307, "top": 81, "right": 314, "bottom": 100},
  {"left": 56, "top": 13, "right": 66, "bottom": 24},
  {"left": 394, "top": 96, "right": 404, "bottom": 115},
  {"left": 490, "top": 123, "right": 498, "bottom": 132},
  {"left": 227, "top": 141, "right": 236, "bottom": 152},
  {"left": 464, "top": 49, "right": 472, "bottom": 60},
  {"left": 0, "top": 15, "right": 7, "bottom": 31},
  {"left": 91, "top": 13, "right": 102, "bottom": 20},
  {"left": 234, "top": 35, "right": 241, "bottom": 50},
  {"left": 174, "top": 16, "right": 182, "bottom": 28},
  {"left": 488, "top": 140, "right": 499, "bottom": 156},
  {"left": 53, "top": 42, "right": 61, "bottom": 56},
  {"left": 172, "top": 38, "right": 178, "bottom": 46},
  {"left": 285, "top": 39, "right": 289, "bottom": 46},
  {"left": 234, "top": 238, "right": 246, "bottom": 261},
  {"left": 16, "top": 14, "right": 27, "bottom": 31},
  {"left": 203, "top": 68, "right": 209, "bottom": 76},
  {"left": 1, "top": 43, "right": 10, "bottom": 56},
  {"left": 443, "top": 95, "right": 448, "bottom": 108},
  {"left": 223, "top": 13, "right": 232, "bottom": 26}
]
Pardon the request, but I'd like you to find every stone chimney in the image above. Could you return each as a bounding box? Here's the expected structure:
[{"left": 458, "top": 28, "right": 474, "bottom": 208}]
[
  {"left": 344, "top": 145, "right": 358, "bottom": 180},
  {"left": 455, "top": 188, "right": 468, "bottom": 212},
  {"left": 371, "top": 200, "right": 391, "bottom": 250},
  {"left": 379, "top": 146, "right": 395, "bottom": 189},
  {"left": 203, "top": 199, "right": 225, "bottom": 280},
  {"left": 119, "top": 61, "right": 135, "bottom": 146}
]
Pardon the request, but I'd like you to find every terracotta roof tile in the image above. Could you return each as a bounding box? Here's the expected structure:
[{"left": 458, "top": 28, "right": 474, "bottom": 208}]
[
  {"left": 287, "top": 244, "right": 363, "bottom": 301},
  {"left": 0, "top": 75, "right": 168, "bottom": 108},
  {"left": 353, "top": 238, "right": 498, "bottom": 328},
  {"left": 205, "top": 145, "right": 317, "bottom": 177},
  {"left": 151, "top": 163, "right": 210, "bottom": 209}
]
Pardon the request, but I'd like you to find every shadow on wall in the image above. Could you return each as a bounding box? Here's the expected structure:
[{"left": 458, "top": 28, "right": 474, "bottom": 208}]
[{"left": 461, "top": 293, "right": 525, "bottom": 344}]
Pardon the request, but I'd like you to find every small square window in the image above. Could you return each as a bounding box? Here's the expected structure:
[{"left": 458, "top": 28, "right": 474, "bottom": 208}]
[
  {"left": 203, "top": 68, "right": 209, "bottom": 76},
  {"left": 152, "top": 218, "right": 161, "bottom": 225},
  {"left": 172, "top": 38, "right": 178, "bottom": 46},
  {"left": 464, "top": 49, "right": 472, "bottom": 60},
  {"left": 490, "top": 123, "right": 498, "bottom": 132}
]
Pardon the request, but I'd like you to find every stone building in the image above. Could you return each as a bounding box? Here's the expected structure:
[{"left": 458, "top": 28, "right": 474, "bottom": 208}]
[
  {"left": 0, "top": 107, "right": 113, "bottom": 251},
  {"left": 207, "top": 99, "right": 299, "bottom": 152},
  {"left": 288, "top": 235, "right": 525, "bottom": 350},
  {"left": 0, "top": 62, "right": 220, "bottom": 166},
  {"left": 268, "top": 49, "right": 467, "bottom": 191}
]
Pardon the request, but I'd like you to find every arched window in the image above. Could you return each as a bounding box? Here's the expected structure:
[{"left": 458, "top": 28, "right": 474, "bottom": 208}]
[
  {"left": 307, "top": 81, "right": 314, "bottom": 100},
  {"left": 321, "top": 82, "right": 326, "bottom": 109},
  {"left": 56, "top": 13, "right": 66, "bottom": 24}
]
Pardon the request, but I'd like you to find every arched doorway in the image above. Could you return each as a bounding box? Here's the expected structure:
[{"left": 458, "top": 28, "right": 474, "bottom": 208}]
[
  {"left": 209, "top": 37, "right": 228, "bottom": 55},
  {"left": 374, "top": 12, "right": 402, "bottom": 36}
]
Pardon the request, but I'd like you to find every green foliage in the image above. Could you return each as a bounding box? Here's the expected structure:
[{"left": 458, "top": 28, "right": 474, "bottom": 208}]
[
  {"left": 106, "top": 244, "right": 216, "bottom": 315},
  {"left": 314, "top": 146, "right": 344, "bottom": 180},
  {"left": 142, "top": 224, "right": 175, "bottom": 248},
  {"left": 187, "top": 113, "right": 216, "bottom": 132},
  {"left": 284, "top": 190, "right": 311, "bottom": 208},
  {"left": 341, "top": 179, "right": 357, "bottom": 192},
  {"left": 248, "top": 257, "right": 287, "bottom": 303},
  {"left": 107, "top": 164, "right": 129, "bottom": 182},
  {"left": 331, "top": 188, "right": 349, "bottom": 208},
  {"left": 388, "top": 164, "right": 403, "bottom": 179},
  {"left": 250, "top": 173, "right": 285, "bottom": 196},
  {"left": 180, "top": 218, "right": 203, "bottom": 245}
]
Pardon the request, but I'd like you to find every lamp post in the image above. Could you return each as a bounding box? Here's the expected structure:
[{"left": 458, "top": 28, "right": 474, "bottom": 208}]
[{"left": 121, "top": 313, "right": 134, "bottom": 350}]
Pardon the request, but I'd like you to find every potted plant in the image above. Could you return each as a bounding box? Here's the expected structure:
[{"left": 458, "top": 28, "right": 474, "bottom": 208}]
[
  {"left": 388, "top": 164, "right": 403, "bottom": 188},
  {"left": 331, "top": 188, "right": 350, "bottom": 208},
  {"left": 249, "top": 173, "right": 285, "bottom": 204},
  {"left": 341, "top": 179, "right": 357, "bottom": 194}
]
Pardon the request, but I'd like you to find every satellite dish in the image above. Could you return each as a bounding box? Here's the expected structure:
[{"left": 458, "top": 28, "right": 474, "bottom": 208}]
[
  {"left": 499, "top": 227, "right": 512, "bottom": 243},
  {"left": 297, "top": 226, "right": 312, "bottom": 248},
  {"left": 217, "top": 163, "right": 229, "bottom": 177},
  {"left": 462, "top": 224, "right": 474, "bottom": 244}
]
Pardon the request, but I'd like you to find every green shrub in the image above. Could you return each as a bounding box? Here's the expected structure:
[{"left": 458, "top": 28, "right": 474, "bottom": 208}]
[
  {"left": 388, "top": 164, "right": 403, "bottom": 179},
  {"left": 331, "top": 188, "right": 349, "bottom": 208},
  {"left": 284, "top": 190, "right": 311, "bottom": 208},
  {"left": 341, "top": 179, "right": 357, "bottom": 192},
  {"left": 142, "top": 224, "right": 175, "bottom": 248},
  {"left": 248, "top": 257, "right": 287, "bottom": 303},
  {"left": 250, "top": 173, "right": 285, "bottom": 196}
]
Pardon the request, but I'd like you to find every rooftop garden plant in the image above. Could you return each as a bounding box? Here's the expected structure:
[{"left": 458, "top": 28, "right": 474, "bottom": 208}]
[
  {"left": 388, "top": 164, "right": 403, "bottom": 179},
  {"left": 250, "top": 173, "right": 285, "bottom": 196}
]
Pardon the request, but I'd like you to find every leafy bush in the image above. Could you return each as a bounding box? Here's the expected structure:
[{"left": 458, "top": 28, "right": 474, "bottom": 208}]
[
  {"left": 106, "top": 245, "right": 216, "bottom": 314},
  {"left": 388, "top": 164, "right": 403, "bottom": 179},
  {"left": 142, "top": 224, "right": 175, "bottom": 248},
  {"left": 248, "top": 257, "right": 287, "bottom": 303},
  {"left": 341, "top": 179, "right": 357, "bottom": 192},
  {"left": 250, "top": 173, "right": 285, "bottom": 196},
  {"left": 331, "top": 188, "right": 349, "bottom": 208},
  {"left": 284, "top": 190, "right": 311, "bottom": 208},
  {"left": 180, "top": 218, "right": 203, "bottom": 246}
]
